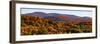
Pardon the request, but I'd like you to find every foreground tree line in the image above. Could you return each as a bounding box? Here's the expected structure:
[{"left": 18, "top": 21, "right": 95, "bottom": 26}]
[{"left": 21, "top": 15, "right": 92, "bottom": 35}]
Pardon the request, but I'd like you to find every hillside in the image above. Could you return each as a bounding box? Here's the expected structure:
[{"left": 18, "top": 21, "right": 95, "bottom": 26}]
[
  {"left": 21, "top": 13, "right": 92, "bottom": 35},
  {"left": 22, "top": 12, "right": 92, "bottom": 23}
]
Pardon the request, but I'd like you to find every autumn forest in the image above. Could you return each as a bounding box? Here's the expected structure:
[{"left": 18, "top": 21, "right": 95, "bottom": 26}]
[{"left": 21, "top": 12, "right": 92, "bottom": 35}]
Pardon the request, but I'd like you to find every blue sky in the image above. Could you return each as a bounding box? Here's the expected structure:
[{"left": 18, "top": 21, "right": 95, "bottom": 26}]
[{"left": 21, "top": 8, "right": 92, "bottom": 17}]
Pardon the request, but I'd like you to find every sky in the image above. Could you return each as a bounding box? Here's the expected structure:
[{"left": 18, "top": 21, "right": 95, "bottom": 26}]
[{"left": 21, "top": 8, "right": 92, "bottom": 17}]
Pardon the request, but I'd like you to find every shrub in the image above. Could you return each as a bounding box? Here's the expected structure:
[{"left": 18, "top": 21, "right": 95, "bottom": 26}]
[{"left": 37, "top": 29, "right": 48, "bottom": 34}]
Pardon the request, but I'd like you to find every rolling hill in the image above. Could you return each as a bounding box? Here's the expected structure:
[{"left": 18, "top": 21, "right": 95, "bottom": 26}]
[{"left": 22, "top": 12, "right": 92, "bottom": 23}]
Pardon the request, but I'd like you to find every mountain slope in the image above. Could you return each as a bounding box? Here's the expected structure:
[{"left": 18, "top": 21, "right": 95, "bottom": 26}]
[{"left": 22, "top": 12, "right": 92, "bottom": 23}]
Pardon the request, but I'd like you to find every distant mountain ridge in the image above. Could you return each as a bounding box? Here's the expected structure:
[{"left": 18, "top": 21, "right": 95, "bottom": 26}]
[
  {"left": 22, "top": 12, "right": 80, "bottom": 17},
  {"left": 22, "top": 12, "right": 92, "bottom": 23}
]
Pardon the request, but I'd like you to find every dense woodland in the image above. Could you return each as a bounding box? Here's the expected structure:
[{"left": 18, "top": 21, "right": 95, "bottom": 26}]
[{"left": 21, "top": 15, "right": 92, "bottom": 35}]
